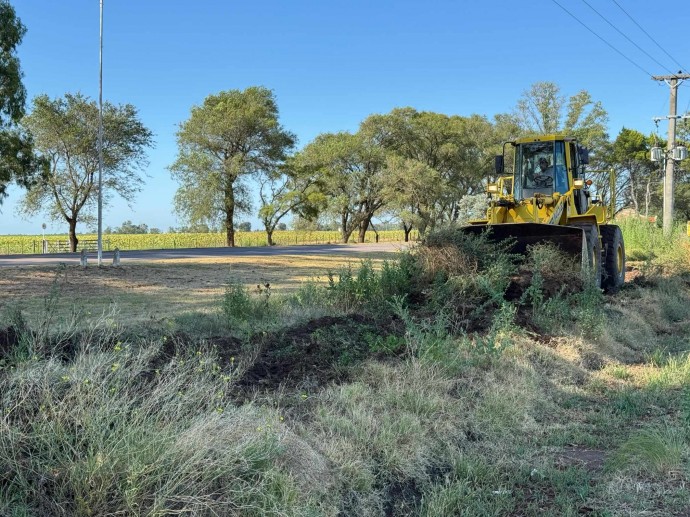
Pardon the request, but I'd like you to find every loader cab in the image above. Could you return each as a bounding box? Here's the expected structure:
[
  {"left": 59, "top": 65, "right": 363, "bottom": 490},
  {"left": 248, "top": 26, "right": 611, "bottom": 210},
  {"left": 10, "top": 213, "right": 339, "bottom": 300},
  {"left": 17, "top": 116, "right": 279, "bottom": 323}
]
[{"left": 513, "top": 140, "right": 569, "bottom": 201}]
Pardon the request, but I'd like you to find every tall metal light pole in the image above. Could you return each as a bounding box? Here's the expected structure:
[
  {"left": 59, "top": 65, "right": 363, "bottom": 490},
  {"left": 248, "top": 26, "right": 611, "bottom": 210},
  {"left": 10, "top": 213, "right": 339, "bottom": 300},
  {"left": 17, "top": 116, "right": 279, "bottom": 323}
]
[{"left": 97, "top": 0, "right": 104, "bottom": 265}]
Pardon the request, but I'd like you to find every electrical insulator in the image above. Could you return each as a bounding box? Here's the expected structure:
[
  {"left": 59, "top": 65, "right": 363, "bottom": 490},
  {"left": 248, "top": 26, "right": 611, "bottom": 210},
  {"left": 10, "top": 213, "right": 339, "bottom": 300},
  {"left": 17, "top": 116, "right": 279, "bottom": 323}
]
[
  {"left": 650, "top": 147, "right": 664, "bottom": 162},
  {"left": 672, "top": 146, "right": 688, "bottom": 161}
]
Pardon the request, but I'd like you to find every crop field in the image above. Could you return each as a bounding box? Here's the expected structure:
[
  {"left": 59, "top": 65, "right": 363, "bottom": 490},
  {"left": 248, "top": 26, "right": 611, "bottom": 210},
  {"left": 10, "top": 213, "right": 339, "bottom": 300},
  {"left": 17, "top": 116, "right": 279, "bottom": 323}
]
[
  {"left": 1, "top": 221, "right": 690, "bottom": 516},
  {"left": 0, "top": 229, "right": 416, "bottom": 255}
]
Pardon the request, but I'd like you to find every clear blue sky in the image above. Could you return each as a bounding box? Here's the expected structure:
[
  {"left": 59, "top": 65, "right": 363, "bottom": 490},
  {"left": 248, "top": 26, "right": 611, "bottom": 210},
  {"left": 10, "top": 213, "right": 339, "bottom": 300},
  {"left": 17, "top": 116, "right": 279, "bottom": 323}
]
[{"left": 4, "top": 0, "right": 690, "bottom": 235}]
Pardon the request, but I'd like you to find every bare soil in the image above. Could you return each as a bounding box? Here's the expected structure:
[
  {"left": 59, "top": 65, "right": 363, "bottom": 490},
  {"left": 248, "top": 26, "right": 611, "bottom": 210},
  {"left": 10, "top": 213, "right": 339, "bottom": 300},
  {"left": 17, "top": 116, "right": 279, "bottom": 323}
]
[{"left": 0, "top": 251, "right": 396, "bottom": 324}]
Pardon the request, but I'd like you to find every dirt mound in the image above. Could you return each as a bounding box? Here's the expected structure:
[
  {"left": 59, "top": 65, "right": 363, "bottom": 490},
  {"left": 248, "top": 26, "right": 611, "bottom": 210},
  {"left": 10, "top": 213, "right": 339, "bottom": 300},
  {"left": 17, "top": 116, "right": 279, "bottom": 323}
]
[{"left": 237, "top": 314, "right": 400, "bottom": 392}]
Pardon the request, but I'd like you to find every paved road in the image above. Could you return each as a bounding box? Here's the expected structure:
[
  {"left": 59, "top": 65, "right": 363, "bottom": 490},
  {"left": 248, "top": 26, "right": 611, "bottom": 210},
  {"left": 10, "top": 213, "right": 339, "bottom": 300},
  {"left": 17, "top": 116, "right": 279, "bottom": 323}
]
[{"left": 0, "top": 242, "right": 410, "bottom": 267}]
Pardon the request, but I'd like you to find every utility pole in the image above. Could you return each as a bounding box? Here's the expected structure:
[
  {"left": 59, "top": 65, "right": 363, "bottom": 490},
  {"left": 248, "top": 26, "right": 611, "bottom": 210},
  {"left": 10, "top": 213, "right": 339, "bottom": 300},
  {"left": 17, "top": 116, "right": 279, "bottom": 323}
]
[{"left": 652, "top": 72, "right": 690, "bottom": 235}]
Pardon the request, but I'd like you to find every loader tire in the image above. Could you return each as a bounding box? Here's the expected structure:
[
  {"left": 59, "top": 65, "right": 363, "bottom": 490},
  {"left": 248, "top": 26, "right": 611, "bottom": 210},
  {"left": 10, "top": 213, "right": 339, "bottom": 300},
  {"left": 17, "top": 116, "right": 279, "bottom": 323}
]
[
  {"left": 583, "top": 224, "right": 602, "bottom": 289},
  {"left": 600, "top": 224, "right": 625, "bottom": 293}
]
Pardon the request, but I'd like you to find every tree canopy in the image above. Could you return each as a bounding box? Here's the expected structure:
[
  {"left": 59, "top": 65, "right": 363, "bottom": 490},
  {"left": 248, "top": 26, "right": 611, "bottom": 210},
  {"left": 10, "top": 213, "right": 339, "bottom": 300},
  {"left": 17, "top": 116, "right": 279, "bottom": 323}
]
[
  {"left": 170, "top": 87, "right": 295, "bottom": 247},
  {"left": 21, "top": 93, "right": 153, "bottom": 251},
  {"left": 360, "top": 108, "right": 497, "bottom": 236},
  {"left": 510, "top": 82, "right": 609, "bottom": 151},
  {"left": 257, "top": 161, "right": 323, "bottom": 245},
  {"left": 293, "top": 131, "right": 388, "bottom": 243},
  {"left": 0, "top": 1, "right": 46, "bottom": 201}
]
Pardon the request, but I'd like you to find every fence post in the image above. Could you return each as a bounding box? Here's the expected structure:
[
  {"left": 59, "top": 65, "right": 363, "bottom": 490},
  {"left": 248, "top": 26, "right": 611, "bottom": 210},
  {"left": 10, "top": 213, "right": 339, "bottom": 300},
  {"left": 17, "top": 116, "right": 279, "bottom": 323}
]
[
  {"left": 112, "top": 247, "right": 120, "bottom": 266},
  {"left": 80, "top": 249, "right": 87, "bottom": 267}
]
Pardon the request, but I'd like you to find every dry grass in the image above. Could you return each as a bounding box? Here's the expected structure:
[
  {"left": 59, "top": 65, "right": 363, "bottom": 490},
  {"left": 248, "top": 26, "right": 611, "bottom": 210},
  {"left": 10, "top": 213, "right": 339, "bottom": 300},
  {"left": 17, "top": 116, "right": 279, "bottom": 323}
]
[{"left": 0, "top": 251, "right": 397, "bottom": 324}]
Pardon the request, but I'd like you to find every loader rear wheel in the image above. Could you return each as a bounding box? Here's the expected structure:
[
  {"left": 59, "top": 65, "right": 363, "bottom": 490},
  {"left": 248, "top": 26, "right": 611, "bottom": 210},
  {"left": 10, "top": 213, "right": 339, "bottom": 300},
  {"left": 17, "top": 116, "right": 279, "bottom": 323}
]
[
  {"left": 600, "top": 224, "right": 625, "bottom": 292},
  {"left": 583, "top": 224, "right": 602, "bottom": 288}
]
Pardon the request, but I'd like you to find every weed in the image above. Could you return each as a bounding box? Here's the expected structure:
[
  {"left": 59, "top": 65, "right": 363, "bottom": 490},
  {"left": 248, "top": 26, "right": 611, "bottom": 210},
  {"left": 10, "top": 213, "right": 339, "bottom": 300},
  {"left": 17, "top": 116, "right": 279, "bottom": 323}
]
[
  {"left": 604, "top": 364, "right": 632, "bottom": 380},
  {"left": 681, "top": 386, "right": 690, "bottom": 428},
  {"left": 365, "top": 332, "right": 406, "bottom": 355},
  {"left": 612, "top": 387, "right": 650, "bottom": 419},
  {"left": 608, "top": 426, "right": 687, "bottom": 476},
  {"left": 221, "top": 282, "right": 279, "bottom": 332},
  {"left": 572, "top": 280, "right": 605, "bottom": 336},
  {"left": 326, "top": 258, "right": 415, "bottom": 314},
  {"left": 618, "top": 218, "right": 690, "bottom": 275}
]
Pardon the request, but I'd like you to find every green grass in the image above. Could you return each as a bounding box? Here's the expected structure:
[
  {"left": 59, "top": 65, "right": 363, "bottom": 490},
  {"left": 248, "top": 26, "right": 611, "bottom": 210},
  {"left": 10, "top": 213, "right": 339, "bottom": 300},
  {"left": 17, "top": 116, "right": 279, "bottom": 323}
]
[
  {"left": 617, "top": 217, "right": 690, "bottom": 272},
  {"left": 608, "top": 426, "right": 688, "bottom": 476}
]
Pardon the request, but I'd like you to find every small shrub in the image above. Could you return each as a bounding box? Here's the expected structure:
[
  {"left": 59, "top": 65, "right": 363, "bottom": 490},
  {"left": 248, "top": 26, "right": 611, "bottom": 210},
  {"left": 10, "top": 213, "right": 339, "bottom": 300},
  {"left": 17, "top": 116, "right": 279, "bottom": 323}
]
[
  {"left": 221, "top": 282, "right": 277, "bottom": 330},
  {"left": 290, "top": 280, "right": 328, "bottom": 309},
  {"left": 365, "top": 333, "right": 406, "bottom": 356},
  {"left": 572, "top": 280, "right": 605, "bottom": 336},
  {"left": 326, "top": 258, "right": 415, "bottom": 313},
  {"left": 422, "top": 227, "right": 519, "bottom": 275},
  {"left": 519, "top": 243, "right": 582, "bottom": 332}
]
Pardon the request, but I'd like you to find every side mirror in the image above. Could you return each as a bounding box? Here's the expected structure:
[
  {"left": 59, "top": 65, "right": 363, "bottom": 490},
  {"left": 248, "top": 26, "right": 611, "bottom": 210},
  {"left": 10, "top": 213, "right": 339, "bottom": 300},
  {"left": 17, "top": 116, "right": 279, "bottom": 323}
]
[
  {"left": 494, "top": 155, "right": 504, "bottom": 174},
  {"left": 578, "top": 147, "right": 590, "bottom": 165}
]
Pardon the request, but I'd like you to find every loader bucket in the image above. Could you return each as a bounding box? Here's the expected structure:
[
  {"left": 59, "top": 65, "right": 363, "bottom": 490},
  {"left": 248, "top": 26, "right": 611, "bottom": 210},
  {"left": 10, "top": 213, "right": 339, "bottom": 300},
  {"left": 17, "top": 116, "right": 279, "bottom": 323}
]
[{"left": 461, "top": 223, "right": 586, "bottom": 265}]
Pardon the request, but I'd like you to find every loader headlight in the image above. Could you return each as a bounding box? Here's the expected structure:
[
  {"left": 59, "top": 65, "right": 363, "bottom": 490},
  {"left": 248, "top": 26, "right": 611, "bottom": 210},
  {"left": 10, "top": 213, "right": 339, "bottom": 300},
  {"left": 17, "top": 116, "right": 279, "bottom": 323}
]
[
  {"left": 487, "top": 183, "right": 498, "bottom": 194},
  {"left": 573, "top": 179, "right": 584, "bottom": 190}
]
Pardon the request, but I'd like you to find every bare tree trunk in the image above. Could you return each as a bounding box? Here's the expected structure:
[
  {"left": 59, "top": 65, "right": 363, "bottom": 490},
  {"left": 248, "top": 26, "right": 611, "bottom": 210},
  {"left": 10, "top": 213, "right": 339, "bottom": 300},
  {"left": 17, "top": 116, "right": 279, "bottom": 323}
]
[
  {"left": 225, "top": 186, "right": 235, "bottom": 247},
  {"left": 68, "top": 218, "right": 78, "bottom": 252},
  {"left": 644, "top": 179, "right": 651, "bottom": 219},
  {"left": 403, "top": 223, "right": 413, "bottom": 242},
  {"left": 266, "top": 228, "right": 274, "bottom": 246},
  {"left": 629, "top": 170, "right": 639, "bottom": 213},
  {"left": 340, "top": 213, "right": 349, "bottom": 244},
  {"left": 357, "top": 218, "right": 370, "bottom": 243}
]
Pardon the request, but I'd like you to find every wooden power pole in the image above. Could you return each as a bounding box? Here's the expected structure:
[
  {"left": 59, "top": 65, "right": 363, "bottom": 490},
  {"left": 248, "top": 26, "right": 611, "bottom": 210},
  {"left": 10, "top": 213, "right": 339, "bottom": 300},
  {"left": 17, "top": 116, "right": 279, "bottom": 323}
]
[{"left": 652, "top": 73, "right": 690, "bottom": 235}]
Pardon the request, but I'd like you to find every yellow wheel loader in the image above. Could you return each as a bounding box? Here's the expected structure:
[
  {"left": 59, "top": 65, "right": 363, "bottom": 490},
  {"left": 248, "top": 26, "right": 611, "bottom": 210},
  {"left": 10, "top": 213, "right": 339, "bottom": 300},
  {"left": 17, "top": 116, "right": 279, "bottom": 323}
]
[{"left": 463, "top": 134, "right": 625, "bottom": 292}]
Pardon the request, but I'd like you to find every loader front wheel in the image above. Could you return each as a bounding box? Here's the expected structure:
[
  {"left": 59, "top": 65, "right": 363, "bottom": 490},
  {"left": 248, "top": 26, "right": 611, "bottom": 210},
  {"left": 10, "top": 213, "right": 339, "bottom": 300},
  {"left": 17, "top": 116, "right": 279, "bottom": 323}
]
[
  {"left": 584, "top": 224, "right": 602, "bottom": 288},
  {"left": 600, "top": 224, "right": 626, "bottom": 292}
]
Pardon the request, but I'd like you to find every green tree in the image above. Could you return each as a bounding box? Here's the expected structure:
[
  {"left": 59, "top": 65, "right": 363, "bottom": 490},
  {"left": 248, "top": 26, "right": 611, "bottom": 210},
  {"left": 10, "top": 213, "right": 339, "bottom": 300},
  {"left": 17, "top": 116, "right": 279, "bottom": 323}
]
[
  {"left": 596, "top": 128, "right": 659, "bottom": 218},
  {"left": 257, "top": 163, "right": 324, "bottom": 245},
  {"left": 115, "top": 220, "right": 149, "bottom": 234},
  {"left": 0, "top": 1, "right": 46, "bottom": 200},
  {"left": 21, "top": 93, "right": 153, "bottom": 251},
  {"left": 361, "top": 108, "right": 496, "bottom": 236},
  {"left": 170, "top": 87, "right": 295, "bottom": 247},
  {"left": 294, "top": 131, "right": 388, "bottom": 243},
  {"left": 511, "top": 82, "right": 609, "bottom": 151},
  {"left": 237, "top": 221, "right": 251, "bottom": 232},
  {"left": 381, "top": 155, "right": 444, "bottom": 241}
]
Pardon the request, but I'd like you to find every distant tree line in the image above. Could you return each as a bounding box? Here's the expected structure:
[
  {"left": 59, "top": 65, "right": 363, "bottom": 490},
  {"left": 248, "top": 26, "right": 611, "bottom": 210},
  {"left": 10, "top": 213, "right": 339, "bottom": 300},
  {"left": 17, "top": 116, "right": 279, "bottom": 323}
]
[
  {"left": 1, "top": 2, "right": 687, "bottom": 251},
  {"left": 165, "top": 82, "right": 616, "bottom": 246}
]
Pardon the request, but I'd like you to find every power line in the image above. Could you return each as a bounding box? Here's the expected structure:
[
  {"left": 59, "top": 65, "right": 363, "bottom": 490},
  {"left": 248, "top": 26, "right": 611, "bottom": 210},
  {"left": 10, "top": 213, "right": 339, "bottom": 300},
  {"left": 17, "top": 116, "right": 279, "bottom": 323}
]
[
  {"left": 580, "top": 0, "right": 674, "bottom": 74},
  {"left": 550, "top": 0, "right": 653, "bottom": 77},
  {"left": 610, "top": 0, "right": 688, "bottom": 73}
]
